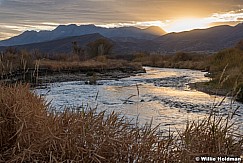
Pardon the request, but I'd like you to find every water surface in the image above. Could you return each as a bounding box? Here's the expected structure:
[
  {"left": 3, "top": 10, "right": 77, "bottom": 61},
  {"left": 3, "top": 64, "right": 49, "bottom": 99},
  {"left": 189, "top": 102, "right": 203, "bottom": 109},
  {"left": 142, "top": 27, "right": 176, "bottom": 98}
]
[{"left": 35, "top": 67, "right": 243, "bottom": 132}]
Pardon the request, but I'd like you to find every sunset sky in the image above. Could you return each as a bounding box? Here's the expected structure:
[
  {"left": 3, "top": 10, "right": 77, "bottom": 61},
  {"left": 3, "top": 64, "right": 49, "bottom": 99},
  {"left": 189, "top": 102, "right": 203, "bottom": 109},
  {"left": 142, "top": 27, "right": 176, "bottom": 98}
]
[{"left": 0, "top": 0, "right": 242, "bottom": 40}]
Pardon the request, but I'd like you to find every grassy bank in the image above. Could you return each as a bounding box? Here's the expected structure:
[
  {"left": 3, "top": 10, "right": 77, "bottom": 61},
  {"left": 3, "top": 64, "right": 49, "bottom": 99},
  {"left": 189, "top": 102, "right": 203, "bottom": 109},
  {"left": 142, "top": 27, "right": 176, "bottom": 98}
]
[
  {"left": 0, "top": 84, "right": 242, "bottom": 162},
  {"left": 132, "top": 52, "right": 211, "bottom": 70},
  {"left": 202, "top": 42, "right": 243, "bottom": 102},
  {"left": 38, "top": 57, "right": 143, "bottom": 72},
  {"left": 0, "top": 49, "right": 144, "bottom": 84},
  {"left": 131, "top": 41, "right": 243, "bottom": 102}
]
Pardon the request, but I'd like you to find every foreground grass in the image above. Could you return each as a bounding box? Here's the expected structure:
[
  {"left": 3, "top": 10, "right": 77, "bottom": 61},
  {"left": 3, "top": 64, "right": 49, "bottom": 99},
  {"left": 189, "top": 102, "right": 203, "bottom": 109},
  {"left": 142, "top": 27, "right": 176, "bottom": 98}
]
[{"left": 0, "top": 84, "right": 242, "bottom": 162}]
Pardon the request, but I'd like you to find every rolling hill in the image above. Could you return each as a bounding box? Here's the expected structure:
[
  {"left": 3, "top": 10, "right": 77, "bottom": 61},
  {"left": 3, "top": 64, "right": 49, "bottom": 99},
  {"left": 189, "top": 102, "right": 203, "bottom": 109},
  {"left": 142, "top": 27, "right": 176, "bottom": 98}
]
[
  {"left": 0, "top": 33, "right": 109, "bottom": 54},
  {"left": 155, "top": 23, "right": 243, "bottom": 52}
]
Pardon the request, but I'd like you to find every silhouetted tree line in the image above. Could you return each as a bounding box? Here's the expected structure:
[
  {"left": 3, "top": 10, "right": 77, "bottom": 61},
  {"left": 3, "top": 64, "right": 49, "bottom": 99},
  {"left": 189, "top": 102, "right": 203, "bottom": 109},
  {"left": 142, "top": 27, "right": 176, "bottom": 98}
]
[{"left": 71, "top": 38, "right": 113, "bottom": 60}]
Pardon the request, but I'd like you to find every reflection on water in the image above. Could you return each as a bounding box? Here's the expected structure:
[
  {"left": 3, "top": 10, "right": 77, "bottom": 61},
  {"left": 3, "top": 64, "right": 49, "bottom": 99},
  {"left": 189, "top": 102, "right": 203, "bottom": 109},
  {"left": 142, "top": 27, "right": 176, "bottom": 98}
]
[{"left": 35, "top": 67, "right": 243, "bottom": 132}]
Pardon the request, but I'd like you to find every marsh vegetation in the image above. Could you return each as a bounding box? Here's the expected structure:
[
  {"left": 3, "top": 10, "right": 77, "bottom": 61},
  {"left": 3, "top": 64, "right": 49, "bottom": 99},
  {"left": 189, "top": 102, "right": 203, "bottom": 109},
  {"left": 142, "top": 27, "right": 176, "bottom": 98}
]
[{"left": 0, "top": 84, "right": 242, "bottom": 162}]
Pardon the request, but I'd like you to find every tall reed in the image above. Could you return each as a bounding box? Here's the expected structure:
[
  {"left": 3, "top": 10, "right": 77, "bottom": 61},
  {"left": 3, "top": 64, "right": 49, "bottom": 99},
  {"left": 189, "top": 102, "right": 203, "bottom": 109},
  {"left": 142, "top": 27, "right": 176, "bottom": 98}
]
[{"left": 0, "top": 84, "right": 242, "bottom": 162}]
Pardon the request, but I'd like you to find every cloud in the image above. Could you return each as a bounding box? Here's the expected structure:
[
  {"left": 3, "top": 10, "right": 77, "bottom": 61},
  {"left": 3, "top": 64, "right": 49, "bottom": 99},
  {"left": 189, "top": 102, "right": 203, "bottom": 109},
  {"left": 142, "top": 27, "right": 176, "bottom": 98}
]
[
  {"left": 210, "top": 9, "right": 243, "bottom": 23},
  {"left": 0, "top": 0, "right": 242, "bottom": 40},
  {"left": 208, "top": 9, "right": 243, "bottom": 27},
  {"left": 97, "top": 21, "right": 168, "bottom": 29}
]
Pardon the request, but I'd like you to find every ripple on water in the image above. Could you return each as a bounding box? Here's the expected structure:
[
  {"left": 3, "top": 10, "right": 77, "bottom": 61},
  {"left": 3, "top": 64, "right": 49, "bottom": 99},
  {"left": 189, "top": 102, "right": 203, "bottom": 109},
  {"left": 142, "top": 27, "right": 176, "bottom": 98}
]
[{"left": 34, "top": 67, "right": 243, "bottom": 132}]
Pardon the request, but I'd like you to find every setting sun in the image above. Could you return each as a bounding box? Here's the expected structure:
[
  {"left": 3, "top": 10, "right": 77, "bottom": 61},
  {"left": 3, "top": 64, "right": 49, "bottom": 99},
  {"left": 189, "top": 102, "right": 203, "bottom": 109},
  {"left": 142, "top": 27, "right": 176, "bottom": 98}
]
[{"left": 164, "top": 18, "right": 212, "bottom": 33}]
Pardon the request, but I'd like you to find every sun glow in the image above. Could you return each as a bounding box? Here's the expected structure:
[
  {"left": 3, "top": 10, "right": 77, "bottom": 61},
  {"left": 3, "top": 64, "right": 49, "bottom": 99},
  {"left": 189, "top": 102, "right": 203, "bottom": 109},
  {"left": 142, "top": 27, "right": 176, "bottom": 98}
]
[{"left": 163, "top": 18, "right": 212, "bottom": 33}]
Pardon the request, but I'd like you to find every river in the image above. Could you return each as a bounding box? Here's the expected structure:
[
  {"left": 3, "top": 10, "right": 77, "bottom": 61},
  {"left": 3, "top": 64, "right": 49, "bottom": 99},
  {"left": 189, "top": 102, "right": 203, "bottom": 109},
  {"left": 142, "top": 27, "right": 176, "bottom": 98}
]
[{"left": 35, "top": 67, "right": 243, "bottom": 132}]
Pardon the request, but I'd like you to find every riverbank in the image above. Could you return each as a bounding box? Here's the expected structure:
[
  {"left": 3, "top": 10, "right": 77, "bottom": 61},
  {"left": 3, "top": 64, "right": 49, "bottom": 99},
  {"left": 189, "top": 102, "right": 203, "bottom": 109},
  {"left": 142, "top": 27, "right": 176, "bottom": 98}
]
[
  {"left": 132, "top": 44, "right": 243, "bottom": 103},
  {"left": 0, "top": 58, "right": 145, "bottom": 85},
  {"left": 189, "top": 82, "right": 229, "bottom": 96},
  {"left": 37, "top": 69, "right": 144, "bottom": 84},
  {"left": 190, "top": 81, "right": 243, "bottom": 103}
]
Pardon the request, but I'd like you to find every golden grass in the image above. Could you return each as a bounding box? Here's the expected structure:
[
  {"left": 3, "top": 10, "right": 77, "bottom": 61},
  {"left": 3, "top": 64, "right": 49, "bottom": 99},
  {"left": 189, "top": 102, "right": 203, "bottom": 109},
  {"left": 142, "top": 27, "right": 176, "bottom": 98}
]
[
  {"left": 0, "top": 50, "right": 34, "bottom": 76},
  {"left": 209, "top": 48, "right": 243, "bottom": 88},
  {"left": 133, "top": 52, "right": 210, "bottom": 70},
  {"left": 0, "top": 48, "right": 143, "bottom": 83},
  {"left": 39, "top": 58, "right": 143, "bottom": 72},
  {"left": 0, "top": 84, "right": 176, "bottom": 162},
  {"left": 0, "top": 84, "right": 242, "bottom": 162},
  {"left": 178, "top": 115, "right": 243, "bottom": 162},
  {"left": 204, "top": 47, "right": 243, "bottom": 101}
]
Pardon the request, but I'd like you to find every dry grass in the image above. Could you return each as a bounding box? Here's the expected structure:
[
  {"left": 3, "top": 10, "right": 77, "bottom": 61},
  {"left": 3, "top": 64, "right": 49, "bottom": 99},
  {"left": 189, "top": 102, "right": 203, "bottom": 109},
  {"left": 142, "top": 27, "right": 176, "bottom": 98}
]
[
  {"left": 0, "top": 49, "right": 34, "bottom": 77},
  {"left": 205, "top": 46, "right": 243, "bottom": 101},
  {"left": 39, "top": 58, "right": 143, "bottom": 72},
  {"left": 177, "top": 115, "right": 243, "bottom": 162},
  {"left": 0, "top": 84, "right": 242, "bottom": 162},
  {"left": 0, "top": 48, "right": 143, "bottom": 84},
  {"left": 133, "top": 52, "right": 210, "bottom": 70},
  {"left": 0, "top": 84, "right": 175, "bottom": 162},
  {"left": 209, "top": 47, "right": 243, "bottom": 89}
]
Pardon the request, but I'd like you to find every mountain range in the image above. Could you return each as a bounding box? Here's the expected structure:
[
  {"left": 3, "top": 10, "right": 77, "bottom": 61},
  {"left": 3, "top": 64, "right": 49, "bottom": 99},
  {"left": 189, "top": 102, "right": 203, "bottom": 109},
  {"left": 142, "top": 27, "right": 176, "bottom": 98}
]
[
  {"left": 0, "top": 24, "right": 166, "bottom": 47},
  {"left": 0, "top": 23, "right": 242, "bottom": 54}
]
